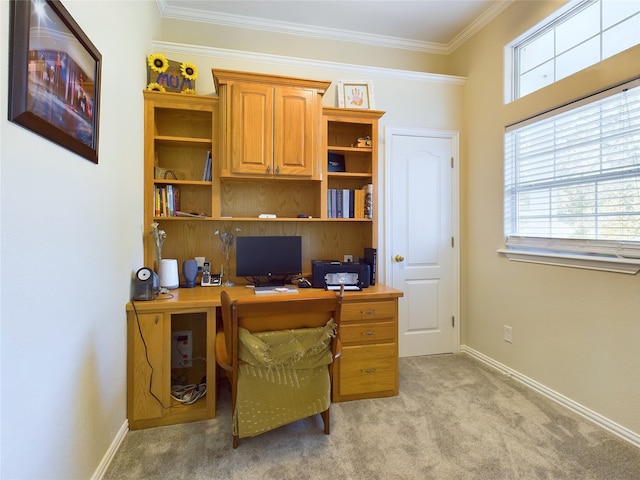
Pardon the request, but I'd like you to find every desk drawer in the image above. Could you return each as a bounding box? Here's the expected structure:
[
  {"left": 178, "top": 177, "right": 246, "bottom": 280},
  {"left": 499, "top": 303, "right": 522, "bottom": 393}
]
[
  {"left": 338, "top": 343, "right": 397, "bottom": 397},
  {"left": 341, "top": 300, "right": 396, "bottom": 322},
  {"left": 340, "top": 321, "right": 396, "bottom": 345}
]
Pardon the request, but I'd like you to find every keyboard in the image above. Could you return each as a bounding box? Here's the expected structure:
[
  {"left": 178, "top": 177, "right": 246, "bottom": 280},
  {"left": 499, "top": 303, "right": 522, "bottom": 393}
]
[{"left": 254, "top": 286, "right": 299, "bottom": 295}]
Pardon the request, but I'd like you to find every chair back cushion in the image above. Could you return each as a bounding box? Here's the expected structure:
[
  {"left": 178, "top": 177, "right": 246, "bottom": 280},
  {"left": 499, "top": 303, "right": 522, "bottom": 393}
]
[{"left": 238, "top": 319, "right": 336, "bottom": 369}]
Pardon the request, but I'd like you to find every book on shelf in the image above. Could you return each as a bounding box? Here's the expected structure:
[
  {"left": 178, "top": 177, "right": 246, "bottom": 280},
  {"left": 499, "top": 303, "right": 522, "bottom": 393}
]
[
  {"left": 355, "top": 189, "right": 364, "bottom": 218},
  {"left": 161, "top": 186, "right": 168, "bottom": 216},
  {"left": 331, "top": 189, "right": 337, "bottom": 218},
  {"left": 202, "top": 150, "right": 212, "bottom": 181},
  {"left": 175, "top": 211, "right": 207, "bottom": 218},
  {"left": 327, "top": 152, "right": 346, "bottom": 172},
  {"left": 348, "top": 189, "right": 355, "bottom": 219},
  {"left": 363, "top": 184, "right": 373, "bottom": 219}
]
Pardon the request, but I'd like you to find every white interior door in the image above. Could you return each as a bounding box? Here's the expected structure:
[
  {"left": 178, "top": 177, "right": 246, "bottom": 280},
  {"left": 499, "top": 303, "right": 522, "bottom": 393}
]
[{"left": 386, "top": 128, "right": 459, "bottom": 357}]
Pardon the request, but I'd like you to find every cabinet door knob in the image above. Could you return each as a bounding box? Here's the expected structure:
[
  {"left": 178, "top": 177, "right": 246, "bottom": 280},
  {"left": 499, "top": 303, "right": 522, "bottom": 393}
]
[
  {"left": 275, "top": 165, "right": 280, "bottom": 175},
  {"left": 266, "top": 165, "right": 271, "bottom": 174},
  {"left": 394, "top": 254, "right": 405, "bottom": 262}
]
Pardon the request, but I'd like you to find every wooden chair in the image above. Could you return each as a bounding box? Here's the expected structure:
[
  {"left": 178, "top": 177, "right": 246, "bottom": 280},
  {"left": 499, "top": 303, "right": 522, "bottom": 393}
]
[{"left": 215, "top": 289, "right": 343, "bottom": 448}]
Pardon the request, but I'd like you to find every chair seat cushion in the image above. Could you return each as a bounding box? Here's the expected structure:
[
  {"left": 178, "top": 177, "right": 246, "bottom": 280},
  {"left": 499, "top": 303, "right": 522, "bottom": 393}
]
[{"left": 235, "top": 364, "right": 330, "bottom": 438}]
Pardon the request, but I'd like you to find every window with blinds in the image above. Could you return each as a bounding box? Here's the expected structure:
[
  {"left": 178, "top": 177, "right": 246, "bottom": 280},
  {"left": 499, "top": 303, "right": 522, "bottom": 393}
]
[{"left": 504, "top": 78, "right": 640, "bottom": 258}]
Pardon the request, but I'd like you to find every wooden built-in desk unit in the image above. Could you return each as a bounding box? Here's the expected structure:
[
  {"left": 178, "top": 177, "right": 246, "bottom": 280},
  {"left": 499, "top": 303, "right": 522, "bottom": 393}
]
[
  {"left": 133, "top": 70, "right": 400, "bottom": 430},
  {"left": 126, "top": 284, "right": 402, "bottom": 429}
]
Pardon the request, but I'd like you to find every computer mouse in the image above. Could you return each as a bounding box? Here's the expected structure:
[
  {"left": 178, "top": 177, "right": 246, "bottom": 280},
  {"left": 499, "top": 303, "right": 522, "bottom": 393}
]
[{"left": 297, "top": 278, "right": 312, "bottom": 288}]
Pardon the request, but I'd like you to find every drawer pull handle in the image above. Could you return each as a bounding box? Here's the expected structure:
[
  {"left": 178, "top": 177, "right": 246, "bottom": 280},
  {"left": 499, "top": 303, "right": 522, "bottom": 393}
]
[
  {"left": 362, "top": 331, "right": 377, "bottom": 336},
  {"left": 361, "top": 309, "right": 376, "bottom": 316},
  {"left": 361, "top": 368, "right": 376, "bottom": 374}
]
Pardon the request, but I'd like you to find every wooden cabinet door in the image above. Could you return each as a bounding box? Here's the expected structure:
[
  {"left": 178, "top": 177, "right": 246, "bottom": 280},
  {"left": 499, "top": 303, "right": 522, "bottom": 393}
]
[
  {"left": 229, "top": 83, "right": 316, "bottom": 177},
  {"left": 230, "top": 82, "right": 274, "bottom": 175},
  {"left": 273, "top": 86, "right": 316, "bottom": 177},
  {"left": 337, "top": 343, "right": 398, "bottom": 397},
  {"left": 128, "top": 311, "right": 168, "bottom": 427}
]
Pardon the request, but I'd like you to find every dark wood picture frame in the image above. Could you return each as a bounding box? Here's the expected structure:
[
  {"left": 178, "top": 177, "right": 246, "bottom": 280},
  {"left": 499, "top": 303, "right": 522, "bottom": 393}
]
[{"left": 8, "top": 0, "right": 102, "bottom": 164}]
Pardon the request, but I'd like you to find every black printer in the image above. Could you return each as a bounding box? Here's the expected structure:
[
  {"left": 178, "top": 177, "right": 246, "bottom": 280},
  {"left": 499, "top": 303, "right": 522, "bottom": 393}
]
[{"left": 311, "top": 260, "right": 371, "bottom": 290}]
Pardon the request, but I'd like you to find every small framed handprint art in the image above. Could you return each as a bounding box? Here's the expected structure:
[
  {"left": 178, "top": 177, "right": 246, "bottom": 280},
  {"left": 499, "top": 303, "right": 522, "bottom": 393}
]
[{"left": 337, "top": 80, "right": 375, "bottom": 109}]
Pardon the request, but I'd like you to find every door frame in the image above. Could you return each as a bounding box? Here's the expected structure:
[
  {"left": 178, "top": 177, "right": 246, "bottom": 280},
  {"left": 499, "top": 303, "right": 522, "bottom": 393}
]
[{"left": 383, "top": 127, "right": 461, "bottom": 354}]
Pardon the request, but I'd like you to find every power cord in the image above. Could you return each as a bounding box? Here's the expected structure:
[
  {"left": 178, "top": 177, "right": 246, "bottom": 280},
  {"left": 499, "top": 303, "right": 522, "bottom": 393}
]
[{"left": 171, "top": 381, "right": 207, "bottom": 405}]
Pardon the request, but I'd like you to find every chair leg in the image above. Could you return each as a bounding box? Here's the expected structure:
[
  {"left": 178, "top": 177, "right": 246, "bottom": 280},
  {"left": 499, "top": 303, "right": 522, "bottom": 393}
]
[{"left": 321, "top": 408, "right": 330, "bottom": 434}]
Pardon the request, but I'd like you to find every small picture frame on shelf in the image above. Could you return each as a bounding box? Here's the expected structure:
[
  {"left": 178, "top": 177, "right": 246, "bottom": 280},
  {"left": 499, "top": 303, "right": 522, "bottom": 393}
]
[
  {"left": 328, "top": 152, "right": 346, "bottom": 172},
  {"left": 337, "top": 80, "right": 375, "bottom": 109}
]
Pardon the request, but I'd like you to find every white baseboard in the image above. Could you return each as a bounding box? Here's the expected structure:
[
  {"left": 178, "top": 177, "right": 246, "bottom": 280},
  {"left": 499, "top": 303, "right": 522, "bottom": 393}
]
[
  {"left": 91, "top": 420, "right": 129, "bottom": 480},
  {"left": 460, "top": 345, "right": 640, "bottom": 449}
]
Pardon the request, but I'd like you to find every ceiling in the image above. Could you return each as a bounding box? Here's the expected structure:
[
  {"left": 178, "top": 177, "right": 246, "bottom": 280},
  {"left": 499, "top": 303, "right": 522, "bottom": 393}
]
[{"left": 157, "top": 0, "right": 514, "bottom": 53}]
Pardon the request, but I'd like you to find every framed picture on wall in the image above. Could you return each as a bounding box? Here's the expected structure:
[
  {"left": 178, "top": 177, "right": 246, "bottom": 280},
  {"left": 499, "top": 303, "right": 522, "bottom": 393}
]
[
  {"left": 337, "top": 80, "right": 375, "bottom": 109},
  {"left": 8, "top": 0, "right": 102, "bottom": 164}
]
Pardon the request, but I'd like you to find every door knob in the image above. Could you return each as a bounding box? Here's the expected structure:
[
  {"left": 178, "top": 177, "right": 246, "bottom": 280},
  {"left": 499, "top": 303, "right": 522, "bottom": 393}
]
[{"left": 394, "top": 254, "right": 405, "bottom": 262}]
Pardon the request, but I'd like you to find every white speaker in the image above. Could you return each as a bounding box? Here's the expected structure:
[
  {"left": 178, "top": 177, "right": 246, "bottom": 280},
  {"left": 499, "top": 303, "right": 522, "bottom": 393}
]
[{"left": 158, "top": 259, "right": 179, "bottom": 289}]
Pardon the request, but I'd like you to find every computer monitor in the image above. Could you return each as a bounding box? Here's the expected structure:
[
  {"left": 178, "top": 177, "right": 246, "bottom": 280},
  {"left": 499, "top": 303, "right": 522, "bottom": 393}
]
[{"left": 235, "top": 236, "right": 302, "bottom": 285}]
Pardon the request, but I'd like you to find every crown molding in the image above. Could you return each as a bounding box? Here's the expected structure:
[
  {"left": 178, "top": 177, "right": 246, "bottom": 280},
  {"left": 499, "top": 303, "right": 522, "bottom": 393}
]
[
  {"left": 152, "top": 40, "right": 467, "bottom": 86},
  {"left": 158, "top": 1, "right": 511, "bottom": 55},
  {"left": 447, "top": 0, "right": 515, "bottom": 53},
  {"left": 155, "top": 0, "right": 168, "bottom": 15}
]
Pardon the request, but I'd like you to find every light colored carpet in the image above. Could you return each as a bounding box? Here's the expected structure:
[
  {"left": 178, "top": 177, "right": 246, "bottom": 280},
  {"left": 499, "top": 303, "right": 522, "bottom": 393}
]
[{"left": 104, "top": 354, "right": 640, "bottom": 479}]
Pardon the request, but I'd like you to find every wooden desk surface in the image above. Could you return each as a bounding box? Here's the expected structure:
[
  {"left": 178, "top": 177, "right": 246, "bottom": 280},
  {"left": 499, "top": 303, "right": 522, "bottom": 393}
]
[{"left": 127, "top": 284, "right": 403, "bottom": 312}]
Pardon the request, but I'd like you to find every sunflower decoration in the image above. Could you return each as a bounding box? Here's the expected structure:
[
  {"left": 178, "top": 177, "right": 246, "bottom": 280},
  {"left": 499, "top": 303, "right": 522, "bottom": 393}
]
[
  {"left": 147, "top": 53, "right": 169, "bottom": 74},
  {"left": 180, "top": 61, "right": 198, "bottom": 81},
  {"left": 181, "top": 88, "right": 196, "bottom": 95},
  {"left": 147, "top": 82, "right": 166, "bottom": 92}
]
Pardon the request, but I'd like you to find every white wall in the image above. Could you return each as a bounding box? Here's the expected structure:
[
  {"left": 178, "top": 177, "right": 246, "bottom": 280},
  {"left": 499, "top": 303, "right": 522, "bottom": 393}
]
[{"left": 0, "top": 1, "right": 160, "bottom": 478}]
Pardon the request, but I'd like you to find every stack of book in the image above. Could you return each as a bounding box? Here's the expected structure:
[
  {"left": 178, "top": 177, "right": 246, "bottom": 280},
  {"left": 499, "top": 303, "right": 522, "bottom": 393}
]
[
  {"left": 327, "top": 184, "right": 373, "bottom": 219},
  {"left": 154, "top": 185, "right": 180, "bottom": 217}
]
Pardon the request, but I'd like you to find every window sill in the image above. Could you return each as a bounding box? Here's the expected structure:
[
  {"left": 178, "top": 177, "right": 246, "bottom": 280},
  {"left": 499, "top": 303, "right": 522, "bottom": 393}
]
[{"left": 497, "top": 248, "right": 640, "bottom": 274}]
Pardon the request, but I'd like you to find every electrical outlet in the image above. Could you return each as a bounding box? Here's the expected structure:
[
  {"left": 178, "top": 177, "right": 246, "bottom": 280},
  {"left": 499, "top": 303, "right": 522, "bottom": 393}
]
[
  {"left": 344, "top": 255, "right": 353, "bottom": 263},
  {"left": 503, "top": 325, "right": 513, "bottom": 343},
  {"left": 171, "top": 330, "right": 192, "bottom": 368}
]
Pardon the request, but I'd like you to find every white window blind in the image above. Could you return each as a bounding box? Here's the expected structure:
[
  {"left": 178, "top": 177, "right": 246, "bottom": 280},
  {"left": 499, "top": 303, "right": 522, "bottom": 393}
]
[{"left": 504, "top": 79, "right": 640, "bottom": 258}]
